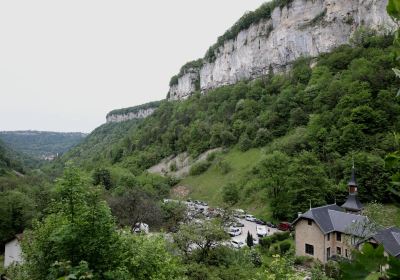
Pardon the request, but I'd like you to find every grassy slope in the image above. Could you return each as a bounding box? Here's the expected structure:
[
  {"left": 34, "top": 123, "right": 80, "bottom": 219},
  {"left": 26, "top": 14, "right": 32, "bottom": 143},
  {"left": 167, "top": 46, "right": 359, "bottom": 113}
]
[
  {"left": 178, "top": 148, "right": 400, "bottom": 224},
  {"left": 178, "top": 148, "right": 273, "bottom": 220}
]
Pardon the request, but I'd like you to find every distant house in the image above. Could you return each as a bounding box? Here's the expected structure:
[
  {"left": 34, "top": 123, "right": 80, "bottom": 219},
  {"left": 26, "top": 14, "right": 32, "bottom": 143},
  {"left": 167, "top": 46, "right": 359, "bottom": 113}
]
[
  {"left": 293, "top": 167, "right": 370, "bottom": 263},
  {"left": 4, "top": 234, "right": 23, "bottom": 268},
  {"left": 364, "top": 227, "right": 400, "bottom": 259}
]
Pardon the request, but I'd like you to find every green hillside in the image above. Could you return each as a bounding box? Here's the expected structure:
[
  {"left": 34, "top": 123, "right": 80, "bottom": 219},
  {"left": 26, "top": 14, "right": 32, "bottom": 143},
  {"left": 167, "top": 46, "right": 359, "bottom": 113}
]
[
  {"left": 0, "top": 131, "right": 86, "bottom": 160},
  {"left": 61, "top": 119, "right": 142, "bottom": 171},
  {"left": 63, "top": 31, "right": 400, "bottom": 221}
]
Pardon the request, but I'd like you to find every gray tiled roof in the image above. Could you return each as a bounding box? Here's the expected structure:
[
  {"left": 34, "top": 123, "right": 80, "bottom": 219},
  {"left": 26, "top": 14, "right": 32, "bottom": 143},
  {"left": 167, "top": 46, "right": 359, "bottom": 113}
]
[
  {"left": 372, "top": 227, "right": 400, "bottom": 258},
  {"left": 341, "top": 193, "right": 363, "bottom": 212},
  {"left": 293, "top": 204, "right": 369, "bottom": 237}
]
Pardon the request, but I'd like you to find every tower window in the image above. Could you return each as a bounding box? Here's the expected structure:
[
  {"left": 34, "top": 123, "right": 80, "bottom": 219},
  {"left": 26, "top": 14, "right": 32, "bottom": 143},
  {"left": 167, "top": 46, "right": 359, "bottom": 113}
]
[
  {"left": 308, "top": 219, "right": 312, "bottom": 226},
  {"left": 337, "top": 247, "right": 342, "bottom": 255},
  {"left": 327, "top": 233, "right": 330, "bottom": 241},
  {"left": 305, "top": 244, "right": 314, "bottom": 255},
  {"left": 337, "top": 232, "right": 342, "bottom": 242}
]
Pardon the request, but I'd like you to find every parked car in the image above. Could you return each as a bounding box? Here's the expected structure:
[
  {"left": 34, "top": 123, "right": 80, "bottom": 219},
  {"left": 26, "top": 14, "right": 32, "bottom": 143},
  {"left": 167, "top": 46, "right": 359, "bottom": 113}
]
[
  {"left": 256, "top": 225, "right": 268, "bottom": 237},
  {"left": 234, "top": 222, "right": 244, "bottom": 227},
  {"left": 253, "top": 238, "right": 259, "bottom": 245},
  {"left": 255, "top": 219, "right": 266, "bottom": 225},
  {"left": 278, "top": 222, "right": 292, "bottom": 231},
  {"left": 234, "top": 209, "right": 246, "bottom": 218},
  {"left": 228, "top": 227, "right": 242, "bottom": 237},
  {"left": 245, "top": 214, "right": 257, "bottom": 222},
  {"left": 133, "top": 222, "right": 149, "bottom": 234},
  {"left": 230, "top": 240, "right": 246, "bottom": 249}
]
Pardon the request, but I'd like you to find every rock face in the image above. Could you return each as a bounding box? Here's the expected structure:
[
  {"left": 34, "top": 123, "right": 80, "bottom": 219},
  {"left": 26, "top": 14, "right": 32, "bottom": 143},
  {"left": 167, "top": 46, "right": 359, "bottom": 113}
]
[
  {"left": 106, "top": 108, "right": 156, "bottom": 123},
  {"left": 168, "top": 0, "right": 395, "bottom": 100}
]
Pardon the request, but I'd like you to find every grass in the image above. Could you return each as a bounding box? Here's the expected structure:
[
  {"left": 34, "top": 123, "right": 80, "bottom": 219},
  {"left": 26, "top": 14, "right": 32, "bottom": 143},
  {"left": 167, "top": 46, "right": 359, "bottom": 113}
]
[
  {"left": 176, "top": 147, "right": 273, "bottom": 220},
  {"left": 378, "top": 204, "right": 400, "bottom": 227}
]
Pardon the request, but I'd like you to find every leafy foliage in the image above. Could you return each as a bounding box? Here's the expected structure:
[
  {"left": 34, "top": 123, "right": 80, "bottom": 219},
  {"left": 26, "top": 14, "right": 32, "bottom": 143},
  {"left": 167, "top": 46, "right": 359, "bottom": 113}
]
[{"left": 0, "top": 131, "right": 85, "bottom": 160}]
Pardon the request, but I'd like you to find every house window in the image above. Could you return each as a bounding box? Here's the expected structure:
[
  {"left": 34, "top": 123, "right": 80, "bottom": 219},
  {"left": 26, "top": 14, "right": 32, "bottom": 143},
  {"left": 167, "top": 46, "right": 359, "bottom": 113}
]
[
  {"left": 337, "top": 232, "right": 342, "bottom": 242},
  {"left": 327, "top": 247, "right": 331, "bottom": 258},
  {"left": 327, "top": 233, "right": 330, "bottom": 241},
  {"left": 345, "top": 249, "right": 348, "bottom": 258},
  {"left": 337, "top": 247, "right": 341, "bottom": 255},
  {"left": 308, "top": 219, "right": 312, "bottom": 226},
  {"left": 305, "top": 244, "right": 314, "bottom": 255}
]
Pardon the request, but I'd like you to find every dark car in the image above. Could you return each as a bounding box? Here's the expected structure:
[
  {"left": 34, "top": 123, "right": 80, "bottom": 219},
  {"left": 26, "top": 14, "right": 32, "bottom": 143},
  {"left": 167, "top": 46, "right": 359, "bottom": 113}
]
[
  {"left": 266, "top": 221, "right": 276, "bottom": 228},
  {"left": 234, "top": 222, "right": 245, "bottom": 227},
  {"left": 255, "top": 219, "right": 266, "bottom": 225},
  {"left": 278, "top": 222, "right": 292, "bottom": 231}
]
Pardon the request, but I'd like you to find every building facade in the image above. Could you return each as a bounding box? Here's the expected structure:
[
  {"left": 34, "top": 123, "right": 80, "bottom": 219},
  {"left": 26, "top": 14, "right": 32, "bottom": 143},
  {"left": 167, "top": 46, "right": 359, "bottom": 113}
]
[{"left": 293, "top": 167, "right": 368, "bottom": 263}]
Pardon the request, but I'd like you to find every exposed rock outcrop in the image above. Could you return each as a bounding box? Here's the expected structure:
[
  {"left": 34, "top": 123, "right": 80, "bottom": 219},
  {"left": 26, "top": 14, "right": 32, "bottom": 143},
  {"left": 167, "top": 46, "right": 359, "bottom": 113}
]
[
  {"left": 167, "top": 0, "right": 395, "bottom": 100},
  {"left": 106, "top": 108, "right": 156, "bottom": 123},
  {"left": 106, "top": 101, "right": 161, "bottom": 123}
]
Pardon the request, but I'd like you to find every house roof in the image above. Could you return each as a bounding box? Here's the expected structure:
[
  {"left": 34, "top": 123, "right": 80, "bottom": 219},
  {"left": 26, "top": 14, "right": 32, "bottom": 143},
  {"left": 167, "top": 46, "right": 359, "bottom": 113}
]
[
  {"left": 292, "top": 204, "right": 369, "bottom": 236},
  {"left": 341, "top": 193, "right": 363, "bottom": 212},
  {"left": 372, "top": 227, "right": 400, "bottom": 258}
]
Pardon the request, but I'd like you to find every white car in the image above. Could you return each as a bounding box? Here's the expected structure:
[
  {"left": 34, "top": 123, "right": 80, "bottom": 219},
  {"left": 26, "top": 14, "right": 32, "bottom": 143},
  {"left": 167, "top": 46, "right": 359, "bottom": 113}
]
[
  {"left": 228, "top": 227, "right": 242, "bottom": 237},
  {"left": 133, "top": 222, "right": 149, "bottom": 234},
  {"left": 230, "top": 240, "right": 246, "bottom": 249},
  {"left": 256, "top": 225, "right": 268, "bottom": 237},
  {"left": 245, "top": 214, "right": 257, "bottom": 222}
]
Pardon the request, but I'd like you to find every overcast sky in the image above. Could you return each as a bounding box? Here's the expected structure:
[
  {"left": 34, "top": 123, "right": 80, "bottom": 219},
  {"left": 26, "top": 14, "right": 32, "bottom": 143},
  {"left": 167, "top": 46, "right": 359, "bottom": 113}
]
[{"left": 0, "top": 0, "right": 267, "bottom": 133}]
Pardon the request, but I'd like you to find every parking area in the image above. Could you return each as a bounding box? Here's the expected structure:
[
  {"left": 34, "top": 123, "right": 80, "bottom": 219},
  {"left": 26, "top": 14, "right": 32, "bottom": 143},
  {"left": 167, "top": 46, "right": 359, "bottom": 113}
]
[
  {"left": 231, "top": 218, "right": 280, "bottom": 244},
  {"left": 164, "top": 198, "right": 282, "bottom": 247}
]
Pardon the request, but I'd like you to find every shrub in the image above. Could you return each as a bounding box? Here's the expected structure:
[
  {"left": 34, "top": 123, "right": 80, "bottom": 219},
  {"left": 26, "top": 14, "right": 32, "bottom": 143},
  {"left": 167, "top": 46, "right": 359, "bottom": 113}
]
[
  {"left": 217, "top": 160, "right": 232, "bottom": 174},
  {"left": 169, "top": 161, "right": 177, "bottom": 172},
  {"left": 259, "top": 237, "right": 272, "bottom": 250},
  {"left": 206, "top": 152, "right": 217, "bottom": 162},
  {"left": 294, "top": 256, "right": 313, "bottom": 265},
  {"left": 222, "top": 183, "right": 239, "bottom": 205},
  {"left": 275, "top": 231, "right": 290, "bottom": 241},
  {"left": 279, "top": 240, "right": 292, "bottom": 254},
  {"left": 189, "top": 161, "right": 211, "bottom": 176}
]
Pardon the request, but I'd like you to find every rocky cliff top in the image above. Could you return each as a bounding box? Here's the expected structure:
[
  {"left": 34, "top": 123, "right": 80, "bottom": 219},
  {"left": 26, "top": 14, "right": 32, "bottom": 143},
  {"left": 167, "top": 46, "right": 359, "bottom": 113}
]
[
  {"left": 106, "top": 101, "right": 161, "bottom": 123},
  {"left": 167, "top": 0, "right": 395, "bottom": 100}
]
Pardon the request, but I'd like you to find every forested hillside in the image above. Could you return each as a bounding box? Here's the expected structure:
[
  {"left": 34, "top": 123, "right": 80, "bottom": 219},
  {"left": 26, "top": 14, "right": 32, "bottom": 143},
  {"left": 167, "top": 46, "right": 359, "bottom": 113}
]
[
  {"left": 0, "top": 131, "right": 86, "bottom": 160},
  {"left": 64, "top": 31, "right": 400, "bottom": 220}
]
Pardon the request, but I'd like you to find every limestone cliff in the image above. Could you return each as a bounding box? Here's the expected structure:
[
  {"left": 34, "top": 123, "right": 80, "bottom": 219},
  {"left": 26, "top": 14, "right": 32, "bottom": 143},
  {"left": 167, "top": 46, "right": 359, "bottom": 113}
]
[
  {"left": 106, "top": 101, "right": 161, "bottom": 123},
  {"left": 168, "top": 0, "right": 395, "bottom": 100}
]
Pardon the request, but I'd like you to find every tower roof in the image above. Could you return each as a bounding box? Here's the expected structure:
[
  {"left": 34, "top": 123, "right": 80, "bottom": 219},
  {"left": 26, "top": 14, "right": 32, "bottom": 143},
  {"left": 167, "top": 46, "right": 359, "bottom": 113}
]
[
  {"left": 348, "top": 167, "right": 357, "bottom": 187},
  {"left": 341, "top": 193, "right": 363, "bottom": 212}
]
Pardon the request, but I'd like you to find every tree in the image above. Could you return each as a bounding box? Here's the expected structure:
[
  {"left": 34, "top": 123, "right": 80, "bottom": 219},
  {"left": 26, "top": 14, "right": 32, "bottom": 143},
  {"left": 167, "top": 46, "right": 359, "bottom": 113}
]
[
  {"left": 20, "top": 166, "right": 120, "bottom": 279},
  {"left": 238, "top": 133, "right": 252, "bottom": 151},
  {"left": 108, "top": 189, "right": 162, "bottom": 231},
  {"left": 222, "top": 183, "right": 239, "bottom": 206},
  {"left": 340, "top": 244, "right": 388, "bottom": 280},
  {"left": 246, "top": 231, "right": 254, "bottom": 247},
  {"left": 92, "top": 168, "right": 113, "bottom": 190},
  {"left": 173, "top": 220, "right": 229, "bottom": 261}
]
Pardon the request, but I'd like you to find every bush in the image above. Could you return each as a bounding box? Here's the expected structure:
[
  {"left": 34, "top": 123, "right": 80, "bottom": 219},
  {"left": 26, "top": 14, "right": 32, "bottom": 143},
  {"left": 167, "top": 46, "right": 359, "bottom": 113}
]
[
  {"left": 217, "top": 160, "right": 232, "bottom": 174},
  {"left": 294, "top": 256, "right": 314, "bottom": 265},
  {"left": 189, "top": 161, "right": 211, "bottom": 176},
  {"left": 259, "top": 237, "right": 272, "bottom": 250},
  {"left": 275, "top": 231, "right": 290, "bottom": 241},
  {"left": 222, "top": 183, "right": 239, "bottom": 205},
  {"left": 169, "top": 161, "right": 177, "bottom": 172},
  {"left": 279, "top": 240, "right": 292, "bottom": 254}
]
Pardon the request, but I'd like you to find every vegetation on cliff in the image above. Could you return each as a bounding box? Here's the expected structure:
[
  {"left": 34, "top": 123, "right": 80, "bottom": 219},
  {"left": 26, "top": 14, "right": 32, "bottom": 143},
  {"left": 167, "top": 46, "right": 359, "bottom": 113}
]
[{"left": 64, "top": 31, "right": 400, "bottom": 221}]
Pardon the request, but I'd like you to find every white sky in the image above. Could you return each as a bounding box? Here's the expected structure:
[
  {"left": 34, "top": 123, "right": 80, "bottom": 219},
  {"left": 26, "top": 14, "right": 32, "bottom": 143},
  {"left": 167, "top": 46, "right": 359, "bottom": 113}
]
[{"left": 0, "top": 0, "right": 267, "bottom": 133}]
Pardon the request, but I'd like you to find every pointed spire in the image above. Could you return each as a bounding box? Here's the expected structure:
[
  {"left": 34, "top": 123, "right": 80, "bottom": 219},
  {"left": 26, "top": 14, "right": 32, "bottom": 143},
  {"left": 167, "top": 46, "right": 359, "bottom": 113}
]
[{"left": 348, "top": 166, "right": 357, "bottom": 187}]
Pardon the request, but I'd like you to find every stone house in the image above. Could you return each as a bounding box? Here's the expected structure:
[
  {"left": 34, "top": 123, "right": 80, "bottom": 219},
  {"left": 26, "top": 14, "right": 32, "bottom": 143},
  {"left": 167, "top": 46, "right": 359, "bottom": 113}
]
[{"left": 292, "top": 167, "right": 370, "bottom": 263}]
